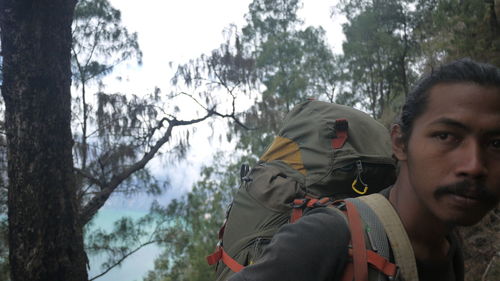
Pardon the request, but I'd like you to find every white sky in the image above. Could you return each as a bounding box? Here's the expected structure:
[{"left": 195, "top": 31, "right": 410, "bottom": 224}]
[
  {"left": 90, "top": 1, "right": 345, "bottom": 280},
  {"left": 105, "top": 0, "right": 345, "bottom": 95}
]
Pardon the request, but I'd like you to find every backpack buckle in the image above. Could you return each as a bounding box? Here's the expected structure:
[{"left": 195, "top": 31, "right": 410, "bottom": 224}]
[
  {"left": 240, "top": 164, "right": 251, "bottom": 183},
  {"left": 292, "top": 198, "right": 308, "bottom": 208},
  {"left": 332, "top": 200, "right": 347, "bottom": 210},
  {"left": 312, "top": 197, "right": 332, "bottom": 207}
]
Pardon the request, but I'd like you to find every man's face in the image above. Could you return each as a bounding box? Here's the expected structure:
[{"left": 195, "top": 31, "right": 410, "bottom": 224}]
[{"left": 397, "top": 83, "right": 500, "bottom": 226}]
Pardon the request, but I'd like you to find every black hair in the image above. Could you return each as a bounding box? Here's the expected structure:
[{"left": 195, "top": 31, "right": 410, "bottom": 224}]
[{"left": 398, "top": 58, "right": 500, "bottom": 143}]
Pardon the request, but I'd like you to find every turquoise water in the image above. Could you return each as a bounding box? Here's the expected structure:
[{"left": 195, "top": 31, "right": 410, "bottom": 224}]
[
  {"left": 85, "top": 154, "right": 198, "bottom": 280},
  {"left": 87, "top": 207, "right": 162, "bottom": 281}
]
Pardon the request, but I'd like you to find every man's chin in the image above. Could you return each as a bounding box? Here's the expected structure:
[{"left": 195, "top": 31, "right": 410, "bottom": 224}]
[
  {"left": 436, "top": 192, "right": 497, "bottom": 226},
  {"left": 444, "top": 210, "right": 491, "bottom": 227}
]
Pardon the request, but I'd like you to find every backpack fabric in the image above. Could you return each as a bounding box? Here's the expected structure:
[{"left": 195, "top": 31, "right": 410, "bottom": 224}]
[{"left": 208, "top": 100, "right": 398, "bottom": 280}]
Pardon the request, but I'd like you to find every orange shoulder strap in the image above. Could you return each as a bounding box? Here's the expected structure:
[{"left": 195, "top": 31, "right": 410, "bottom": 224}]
[{"left": 344, "top": 200, "right": 369, "bottom": 281}]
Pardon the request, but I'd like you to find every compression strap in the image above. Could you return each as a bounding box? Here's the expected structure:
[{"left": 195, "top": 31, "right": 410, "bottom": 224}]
[{"left": 206, "top": 246, "right": 244, "bottom": 273}]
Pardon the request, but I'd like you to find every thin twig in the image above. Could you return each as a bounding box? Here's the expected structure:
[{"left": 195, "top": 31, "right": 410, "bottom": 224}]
[
  {"left": 88, "top": 239, "right": 160, "bottom": 281},
  {"left": 481, "top": 252, "right": 499, "bottom": 281}
]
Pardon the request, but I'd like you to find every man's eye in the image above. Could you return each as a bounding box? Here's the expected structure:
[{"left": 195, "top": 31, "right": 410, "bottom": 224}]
[
  {"left": 437, "top": 133, "right": 449, "bottom": 140},
  {"left": 436, "top": 133, "right": 452, "bottom": 141},
  {"left": 432, "top": 132, "right": 459, "bottom": 144},
  {"left": 491, "top": 139, "right": 500, "bottom": 149}
]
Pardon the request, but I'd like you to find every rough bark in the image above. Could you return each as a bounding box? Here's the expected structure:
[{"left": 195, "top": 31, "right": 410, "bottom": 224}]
[{"left": 0, "top": 0, "right": 88, "bottom": 280}]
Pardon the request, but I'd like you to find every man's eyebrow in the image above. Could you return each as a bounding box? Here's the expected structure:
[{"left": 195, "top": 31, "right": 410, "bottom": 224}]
[
  {"left": 428, "top": 118, "right": 469, "bottom": 130},
  {"left": 429, "top": 117, "right": 500, "bottom": 135}
]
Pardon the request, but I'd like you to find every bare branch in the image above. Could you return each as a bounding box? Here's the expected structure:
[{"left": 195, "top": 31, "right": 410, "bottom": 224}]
[
  {"left": 178, "top": 92, "right": 210, "bottom": 111},
  {"left": 212, "top": 110, "right": 253, "bottom": 130},
  {"left": 79, "top": 111, "right": 215, "bottom": 225},
  {"left": 88, "top": 239, "right": 160, "bottom": 281},
  {"left": 176, "top": 91, "right": 254, "bottom": 131}
]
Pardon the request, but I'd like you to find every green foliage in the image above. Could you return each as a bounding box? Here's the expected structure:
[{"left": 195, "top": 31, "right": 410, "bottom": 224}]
[
  {"left": 86, "top": 201, "right": 184, "bottom": 281},
  {"left": 71, "top": 0, "right": 142, "bottom": 86},
  {"left": 144, "top": 152, "right": 239, "bottom": 281},
  {"left": 71, "top": 0, "right": 208, "bottom": 278},
  {"left": 236, "top": 0, "right": 339, "bottom": 155},
  {"left": 415, "top": 0, "right": 500, "bottom": 68},
  {"left": 79, "top": 90, "right": 167, "bottom": 195},
  {"left": 71, "top": 0, "right": 165, "bottom": 202},
  {"left": 336, "top": 0, "right": 419, "bottom": 119},
  {"left": 71, "top": 0, "right": 143, "bottom": 173},
  {"left": 173, "top": 0, "right": 339, "bottom": 157}
]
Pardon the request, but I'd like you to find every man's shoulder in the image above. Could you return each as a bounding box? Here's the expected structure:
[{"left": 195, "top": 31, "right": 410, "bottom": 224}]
[
  {"left": 299, "top": 204, "right": 350, "bottom": 234},
  {"left": 378, "top": 186, "right": 392, "bottom": 198},
  {"left": 228, "top": 200, "right": 351, "bottom": 281}
]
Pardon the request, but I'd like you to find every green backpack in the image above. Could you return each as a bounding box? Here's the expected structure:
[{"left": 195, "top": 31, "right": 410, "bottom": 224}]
[{"left": 207, "top": 100, "right": 398, "bottom": 280}]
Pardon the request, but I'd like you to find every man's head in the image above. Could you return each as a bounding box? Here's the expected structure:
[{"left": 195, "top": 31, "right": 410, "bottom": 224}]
[
  {"left": 398, "top": 58, "right": 500, "bottom": 144},
  {"left": 392, "top": 58, "right": 500, "bottom": 226}
]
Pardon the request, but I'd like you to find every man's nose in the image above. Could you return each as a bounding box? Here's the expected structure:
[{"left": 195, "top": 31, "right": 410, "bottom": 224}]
[{"left": 455, "top": 139, "right": 488, "bottom": 178}]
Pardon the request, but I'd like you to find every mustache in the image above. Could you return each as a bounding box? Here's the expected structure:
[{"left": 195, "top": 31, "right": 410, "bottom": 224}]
[{"left": 435, "top": 180, "right": 497, "bottom": 204}]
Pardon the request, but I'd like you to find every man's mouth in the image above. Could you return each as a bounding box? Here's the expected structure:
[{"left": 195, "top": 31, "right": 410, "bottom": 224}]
[
  {"left": 435, "top": 180, "right": 494, "bottom": 204},
  {"left": 453, "top": 190, "right": 481, "bottom": 200}
]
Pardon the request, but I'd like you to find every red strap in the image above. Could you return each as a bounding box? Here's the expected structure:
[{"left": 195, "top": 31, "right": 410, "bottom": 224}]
[
  {"left": 290, "top": 198, "right": 307, "bottom": 223},
  {"left": 332, "top": 119, "right": 348, "bottom": 149},
  {"left": 366, "top": 250, "right": 398, "bottom": 277},
  {"left": 291, "top": 197, "right": 331, "bottom": 223},
  {"left": 290, "top": 208, "right": 303, "bottom": 223},
  {"left": 206, "top": 247, "right": 222, "bottom": 266},
  {"left": 206, "top": 246, "right": 244, "bottom": 273},
  {"left": 345, "top": 200, "right": 368, "bottom": 281},
  {"left": 306, "top": 197, "right": 330, "bottom": 208},
  {"left": 342, "top": 249, "right": 398, "bottom": 280},
  {"left": 307, "top": 198, "right": 319, "bottom": 207}
]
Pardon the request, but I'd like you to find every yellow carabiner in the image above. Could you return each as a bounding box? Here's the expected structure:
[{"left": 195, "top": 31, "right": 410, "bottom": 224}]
[{"left": 352, "top": 178, "right": 368, "bottom": 195}]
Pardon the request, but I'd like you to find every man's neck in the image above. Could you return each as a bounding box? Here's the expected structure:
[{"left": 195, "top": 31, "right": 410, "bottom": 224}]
[{"left": 389, "top": 175, "right": 452, "bottom": 262}]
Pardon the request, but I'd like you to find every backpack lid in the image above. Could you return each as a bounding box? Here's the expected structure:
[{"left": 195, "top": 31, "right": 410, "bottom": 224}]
[{"left": 259, "top": 100, "right": 396, "bottom": 196}]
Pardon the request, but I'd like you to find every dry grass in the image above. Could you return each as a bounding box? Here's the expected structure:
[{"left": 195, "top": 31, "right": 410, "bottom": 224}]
[{"left": 460, "top": 207, "right": 500, "bottom": 281}]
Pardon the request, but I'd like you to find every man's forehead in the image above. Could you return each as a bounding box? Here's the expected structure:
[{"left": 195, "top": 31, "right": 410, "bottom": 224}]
[
  {"left": 418, "top": 83, "right": 500, "bottom": 131},
  {"left": 426, "top": 82, "right": 500, "bottom": 109}
]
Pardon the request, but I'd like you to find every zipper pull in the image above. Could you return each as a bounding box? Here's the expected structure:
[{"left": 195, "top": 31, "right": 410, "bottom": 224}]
[
  {"left": 356, "top": 160, "right": 363, "bottom": 173},
  {"left": 352, "top": 160, "right": 369, "bottom": 195}
]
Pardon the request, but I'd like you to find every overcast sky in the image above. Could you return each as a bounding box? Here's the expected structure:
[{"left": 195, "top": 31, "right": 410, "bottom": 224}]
[
  {"left": 105, "top": 0, "right": 344, "bottom": 94},
  {"left": 89, "top": 1, "right": 344, "bottom": 280}
]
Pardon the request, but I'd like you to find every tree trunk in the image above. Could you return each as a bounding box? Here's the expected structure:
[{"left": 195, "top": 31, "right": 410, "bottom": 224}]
[{"left": 0, "top": 0, "right": 88, "bottom": 280}]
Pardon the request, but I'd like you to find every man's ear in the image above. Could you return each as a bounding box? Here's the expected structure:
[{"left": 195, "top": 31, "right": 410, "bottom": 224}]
[{"left": 391, "top": 124, "right": 407, "bottom": 161}]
